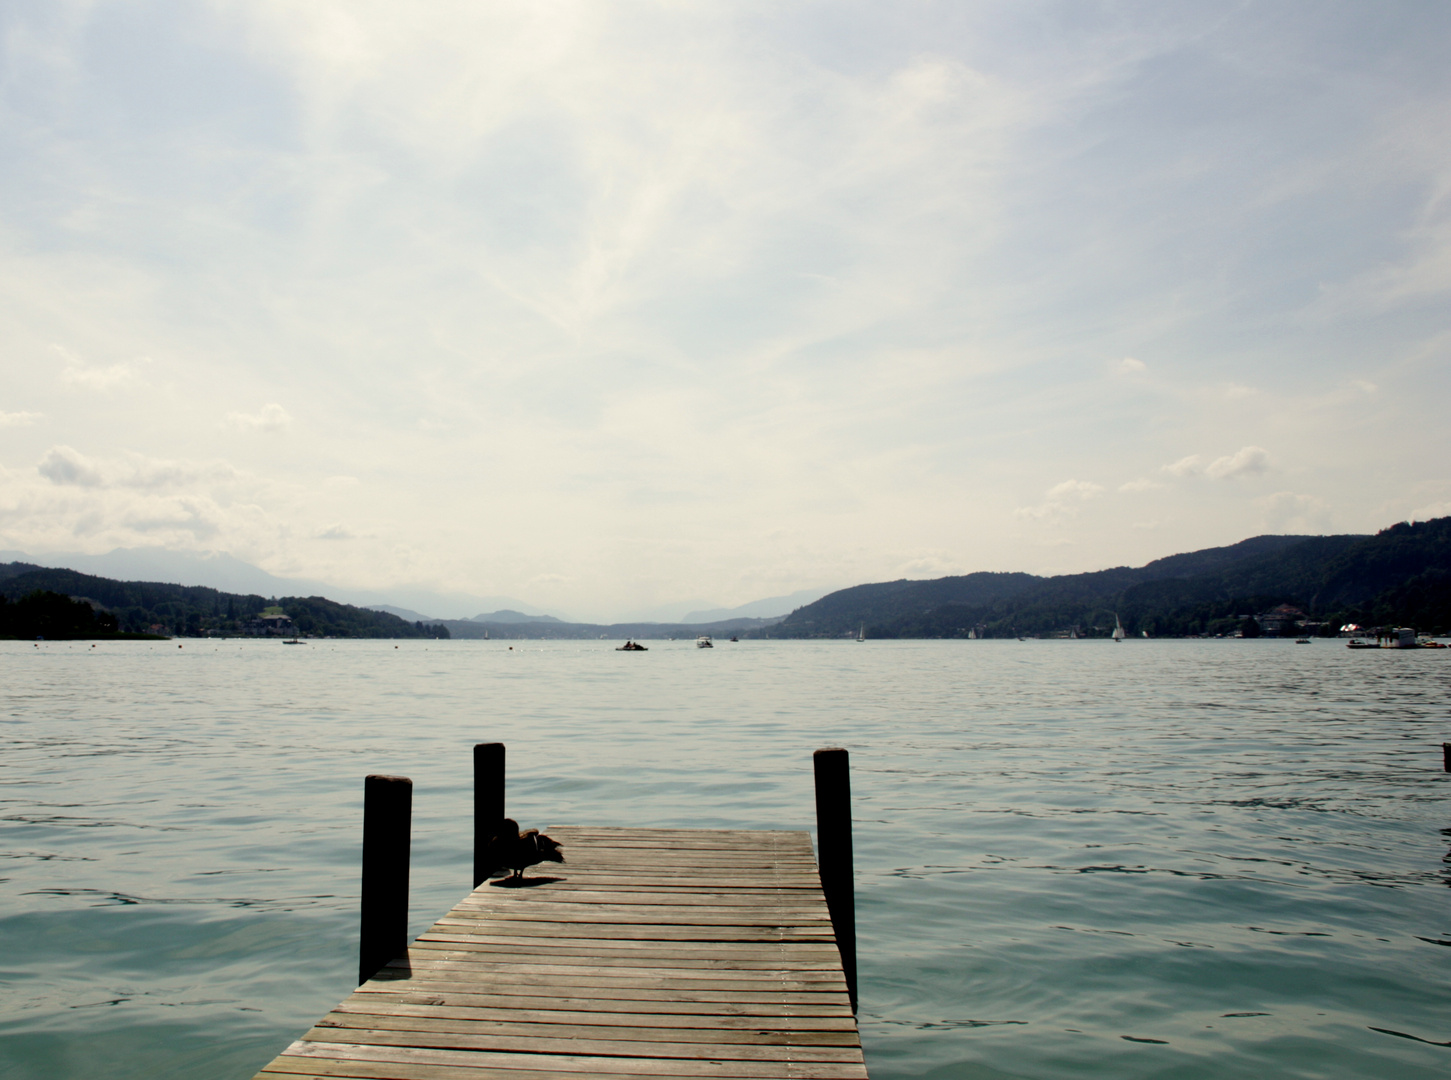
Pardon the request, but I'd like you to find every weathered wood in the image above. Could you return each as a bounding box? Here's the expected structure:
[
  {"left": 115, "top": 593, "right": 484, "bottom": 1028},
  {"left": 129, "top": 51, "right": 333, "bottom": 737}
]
[
  {"left": 255, "top": 827, "right": 866, "bottom": 1080},
  {"left": 274, "top": 1041, "right": 869, "bottom": 1079},
  {"left": 330, "top": 1001, "right": 858, "bottom": 1031}
]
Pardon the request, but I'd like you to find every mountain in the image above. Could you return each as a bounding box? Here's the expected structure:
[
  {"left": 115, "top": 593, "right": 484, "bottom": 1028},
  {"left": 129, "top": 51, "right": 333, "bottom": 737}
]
[
  {"left": 472, "top": 610, "right": 564, "bottom": 624},
  {"left": 758, "top": 520, "right": 1451, "bottom": 638},
  {"left": 679, "top": 588, "right": 836, "bottom": 624},
  {"left": 0, "top": 565, "right": 450, "bottom": 639},
  {"left": 0, "top": 548, "right": 566, "bottom": 622}
]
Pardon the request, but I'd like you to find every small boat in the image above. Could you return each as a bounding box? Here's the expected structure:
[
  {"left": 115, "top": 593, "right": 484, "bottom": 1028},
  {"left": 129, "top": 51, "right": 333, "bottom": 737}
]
[
  {"left": 1295, "top": 638, "right": 1310, "bottom": 644},
  {"left": 696, "top": 635, "right": 713, "bottom": 648},
  {"left": 1112, "top": 615, "right": 1126, "bottom": 642},
  {"left": 616, "top": 640, "right": 647, "bottom": 651},
  {"left": 729, "top": 635, "right": 739, "bottom": 642},
  {"left": 1345, "top": 639, "right": 1378, "bottom": 649},
  {"left": 284, "top": 637, "right": 305, "bottom": 645},
  {"left": 856, "top": 623, "right": 865, "bottom": 642}
]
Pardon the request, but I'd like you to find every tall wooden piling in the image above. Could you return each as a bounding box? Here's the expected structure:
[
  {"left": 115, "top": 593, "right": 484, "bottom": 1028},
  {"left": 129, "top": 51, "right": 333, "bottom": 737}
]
[
  {"left": 473, "top": 742, "right": 505, "bottom": 888},
  {"left": 358, "top": 774, "right": 411, "bottom": 986},
  {"left": 814, "top": 746, "right": 857, "bottom": 1013},
  {"left": 1444, "top": 742, "right": 1450, "bottom": 773}
]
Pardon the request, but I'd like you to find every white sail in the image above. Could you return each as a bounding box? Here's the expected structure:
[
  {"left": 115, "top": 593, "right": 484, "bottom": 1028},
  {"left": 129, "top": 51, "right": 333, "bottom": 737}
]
[{"left": 1113, "top": 615, "right": 1126, "bottom": 641}]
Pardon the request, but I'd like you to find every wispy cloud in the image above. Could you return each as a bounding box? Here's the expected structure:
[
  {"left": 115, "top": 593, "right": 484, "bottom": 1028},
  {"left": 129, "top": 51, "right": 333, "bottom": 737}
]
[
  {"left": 38, "top": 446, "right": 242, "bottom": 490},
  {"left": 0, "top": 411, "right": 42, "bottom": 426},
  {"left": 1205, "top": 446, "right": 1270, "bottom": 480},
  {"left": 227, "top": 404, "right": 292, "bottom": 432},
  {"left": 1161, "top": 447, "right": 1270, "bottom": 481},
  {"left": 1257, "top": 491, "right": 1331, "bottom": 531}
]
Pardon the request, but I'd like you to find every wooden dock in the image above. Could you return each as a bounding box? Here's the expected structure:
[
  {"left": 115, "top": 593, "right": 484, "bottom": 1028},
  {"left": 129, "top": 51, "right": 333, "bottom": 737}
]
[{"left": 252, "top": 826, "right": 867, "bottom": 1080}]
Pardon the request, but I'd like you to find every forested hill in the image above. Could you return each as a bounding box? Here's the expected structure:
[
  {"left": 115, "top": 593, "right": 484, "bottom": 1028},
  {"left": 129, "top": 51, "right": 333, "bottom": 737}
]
[
  {"left": 759, "top": 518, "right": 1451, "bottom": 639},
  {"left": 0, "top": 565, "right": 450, "bottom": 639}
]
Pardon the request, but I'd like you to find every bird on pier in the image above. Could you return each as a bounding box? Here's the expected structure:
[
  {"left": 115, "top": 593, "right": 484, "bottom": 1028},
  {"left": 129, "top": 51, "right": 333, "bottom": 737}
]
[{"left": 487, "top": 818, "right": 564, "bottom": 881}]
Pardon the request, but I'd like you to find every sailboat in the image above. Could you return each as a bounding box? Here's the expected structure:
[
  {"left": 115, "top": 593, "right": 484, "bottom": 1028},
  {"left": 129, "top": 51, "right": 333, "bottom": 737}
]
[
  {"left": 1112, "top": 615, "right": 1126, "bottom": 642},
  {"left": 856, "top": 624, "right": 865, "bottom": 642}
]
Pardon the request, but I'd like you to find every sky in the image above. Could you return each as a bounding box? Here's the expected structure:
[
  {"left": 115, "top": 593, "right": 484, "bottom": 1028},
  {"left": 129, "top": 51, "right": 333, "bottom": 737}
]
[{"left": 1, "top": 1, "right": 1449, "bottom": 623}]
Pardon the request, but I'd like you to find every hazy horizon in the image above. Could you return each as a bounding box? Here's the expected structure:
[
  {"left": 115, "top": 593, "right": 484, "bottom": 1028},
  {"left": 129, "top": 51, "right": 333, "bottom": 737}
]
[{"left": 3, "top": 3, "right": 1449, "bottom": 624}]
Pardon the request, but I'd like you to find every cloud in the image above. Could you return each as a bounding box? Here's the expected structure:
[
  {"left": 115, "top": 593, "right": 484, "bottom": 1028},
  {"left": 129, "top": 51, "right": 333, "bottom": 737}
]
[
  {"left": 1410, "top": 500, "right": 1451, "bottom": 520},
  {"left": 59, "top": 361, "right": 139, "bottom": 391},
  {"left": 1205, "top": 445, "right": 1270, "bottom": 480},
  {"left": 1015, "top": 479, "right": 1104, "bottom": 522},
  {"left": 37, "top": 446, "right": 242, "bottom": 490},
  {"left": 0, "top": 411, "right": 42, "bottom": 426},
  {"left": 1115, "top": 357, "right": 1146, "bottom": 375},
  {"left": 1161, "top": 447, "right": 1270, "bottom": 481},
  {"left": 227, "top": 403, "right": 293, "bottom": 431},
  {"left": 1162, "top": 455, "right": 1204, "bottom": 477},
  {"left": 317, "top": 524, "right": 354, "bottom": 540},
  {"left": 1257, "top": 491, "right": 1331, "bottom": 531},
  {"left": 1046, "top": 479, "right": 1104, "bottom": 501},
  {"left": 1119, "top": 478, "right": 1165, "bottom": 493},
  {"left": 38, "top": 446, "right": 105, "bottom": 487}
]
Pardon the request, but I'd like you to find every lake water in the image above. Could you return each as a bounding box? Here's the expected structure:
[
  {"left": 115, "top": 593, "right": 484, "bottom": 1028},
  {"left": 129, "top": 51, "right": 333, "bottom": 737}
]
[{"left": 2, "top": 638, "right": 1449, "bottom": 1080}]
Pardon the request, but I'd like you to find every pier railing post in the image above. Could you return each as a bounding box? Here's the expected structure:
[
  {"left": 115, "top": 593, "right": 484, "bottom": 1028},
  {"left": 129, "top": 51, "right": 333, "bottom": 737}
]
[
  {"left": 813, "top": 747, "right": 857, "bottom": 1013},
  {"left": 358, "top": 774, "right": 411, "bottom": 986},
  {"left": 474, "top": 742, "right": 505, "bottom": 888}
]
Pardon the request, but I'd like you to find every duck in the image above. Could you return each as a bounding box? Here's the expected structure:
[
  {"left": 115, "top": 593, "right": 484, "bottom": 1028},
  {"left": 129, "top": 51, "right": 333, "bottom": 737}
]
[{"left": 487, "top": 818, "right": 564, "bottom": 880}]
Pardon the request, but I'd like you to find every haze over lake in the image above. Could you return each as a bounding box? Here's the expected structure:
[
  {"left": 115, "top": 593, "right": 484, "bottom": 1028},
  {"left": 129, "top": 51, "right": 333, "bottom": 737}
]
[{"left": 3, "top": 638, "right": 1448, "bottom": 1080}]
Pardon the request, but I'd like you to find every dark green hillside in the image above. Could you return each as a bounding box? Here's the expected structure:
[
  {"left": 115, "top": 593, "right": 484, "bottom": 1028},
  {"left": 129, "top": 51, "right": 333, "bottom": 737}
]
[
  {"left": 0, "top": 589, "right": 161, "bottom": 640},
  {"left": 760, "top": 518, "right": 1451, "bottom": 639},
  {"left": 777, "top": 572, "right": 1039, "bottom": 637},
  {"left": 0, "top": 565, "right": 449, "bottom": 639}
]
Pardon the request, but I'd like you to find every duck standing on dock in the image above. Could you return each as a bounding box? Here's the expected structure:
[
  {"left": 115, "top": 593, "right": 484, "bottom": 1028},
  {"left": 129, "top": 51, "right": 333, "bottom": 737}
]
[{"left": 487, "top": 818, "right": 564, "bottom": 881}]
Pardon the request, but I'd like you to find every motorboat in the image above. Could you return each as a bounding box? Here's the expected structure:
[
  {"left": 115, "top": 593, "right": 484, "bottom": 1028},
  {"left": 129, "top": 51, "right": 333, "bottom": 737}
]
[
  {"left": 729, "top": 635, "right": 739, "bottom": 642},
  {"left": 696, "top": 635, "right": 713, "bottom": 648},
  {"left": 616, "top": 640, "right": 647, "bottom": 651}
]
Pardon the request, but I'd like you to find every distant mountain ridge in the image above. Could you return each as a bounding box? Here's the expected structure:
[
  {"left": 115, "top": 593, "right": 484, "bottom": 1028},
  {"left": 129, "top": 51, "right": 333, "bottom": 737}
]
[{"left": 759, "top": 521, "right": 1451, "bottom": 638}]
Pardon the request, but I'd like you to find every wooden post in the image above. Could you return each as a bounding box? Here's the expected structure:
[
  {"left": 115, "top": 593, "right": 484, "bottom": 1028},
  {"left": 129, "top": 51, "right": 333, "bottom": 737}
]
[
  {"left": 358, "top": 774, "right": 411, "bottom": 986},
  {"left": 1444, "top": 742, "right": 1450, "bottom": 773},
  {"left": 813, "top": 747, "right": 856, "bottom": 1013},
  {"left": 474, "top": 742, "right": 505, "bottom": 888}
]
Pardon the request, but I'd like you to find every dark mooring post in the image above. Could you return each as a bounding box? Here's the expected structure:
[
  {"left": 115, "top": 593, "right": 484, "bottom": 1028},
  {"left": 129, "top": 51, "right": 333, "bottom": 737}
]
[
  {"left": 358, "top": 774, "right": 412, "bottom": 986},
  {"left": 814, "top": 747, "right": 857, "bottom": 1013},
  {"left": 1443, "top": 743, "right": 1450, "bottom": 773},
  {"left": 473, "top": 742, "right": 506, "bottom": 888}
]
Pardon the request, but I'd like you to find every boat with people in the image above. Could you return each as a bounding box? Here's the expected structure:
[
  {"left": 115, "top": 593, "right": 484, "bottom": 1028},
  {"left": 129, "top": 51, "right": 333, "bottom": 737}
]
[
  {"left": 616, "top": 640, "right": 647, "bottom": 651},
  {"left": 696, "top": 635, "right": 713, "bottom": 648}
]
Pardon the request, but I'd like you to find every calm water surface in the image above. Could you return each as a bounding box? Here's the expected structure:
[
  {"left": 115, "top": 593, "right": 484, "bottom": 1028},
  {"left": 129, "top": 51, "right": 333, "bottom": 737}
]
[{"left": 1, "top": 638, "right": 1449, "bottom": 1079}]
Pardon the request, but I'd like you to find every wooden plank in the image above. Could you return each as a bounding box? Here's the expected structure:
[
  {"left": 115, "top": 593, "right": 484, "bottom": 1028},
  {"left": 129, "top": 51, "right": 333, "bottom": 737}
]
[
  {"left": 344, "top": 990, "right": 852, "bottom": 1019},
  {"left": 358, "top": 978, "right": 849, "bottom": 1007},
  {"left": 274, "top": 1041, "right": 869, "bottom": 1079},
  {"left": 300, "top": 1027, "right": 867, "bottom": 1063},
  {"left": 385, "top": 963, "right": 847, "bottom": 987},
  {"left": 329, "top": 1001, "right": 858, "bottom": 1032},
  {"left": 251, "top": 828, "right": 865, "bottom": 1080}
]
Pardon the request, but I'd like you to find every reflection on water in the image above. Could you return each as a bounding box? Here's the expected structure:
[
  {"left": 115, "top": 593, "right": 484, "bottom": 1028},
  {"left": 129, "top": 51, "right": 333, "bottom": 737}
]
[{"left": 1, "top": 638, "right": 1449, "bottom": 1079}]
